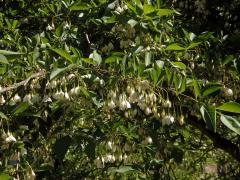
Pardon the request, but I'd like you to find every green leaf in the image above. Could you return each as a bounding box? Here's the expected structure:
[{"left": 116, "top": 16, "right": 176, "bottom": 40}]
[
  {"left": 179, "top": 76, "right": 186, "bottom": 93},
  {"left": 0, "top": 54, "right": 9, "bottom": 64},
  {"left": 217, "top": 102, "right": 240, "bottom": 114},
  {"left": 202, "top": 86, "right": 221, "bottom": 97},
  {"left": 143, "top": 4, "right": 155, "bottom": 14},
  {"left": 0, "top": 50, "right": 24, "bottom": 55},
  {"left": 171, "top": 62, "right": 186, "bottom": 69},
  {"left": 193, "top": 79, "right": 201, "bottom": 98},
  {"left": 145, "top": 51, "right": 152, "bottom": 66},
  {"left": 157, "top": 9, "right": 174, "bottom": 16},
  {"left": 85, "top": 139, "right": 95, "bottom": 159},
  {"left": 70, "top": 3, "right": 91, "bottom": 10},
  {"left": 222, "top": 55, "right": 235, "bottom": 65},
  {"left": 115, "top": 166, "right": 135, "bottom": 173},
  {"left": 187, "top": 42, "right": 201, "bottom": 49},
  {"left": 0, "top": 111, "right": 8, "bottom": 119},
  {"left": 12, "top": 102, "right": 30, "bottom": 115},
  {"left": 166, "top": 44, "right": 186, "bottom": 51},
  {"left": 0, "top": 173, "right": 11, "bottom": 180},
  {"left": 79, "top": 86, "right": 90, "bottom": 97},
  {"left": 54, "top": 136, "right": 71, "bottom": 160},
  {"left": 50, "top": 67, "right": 67, "bottom": 80},
  {"left": 51, "top": 48, "right": 73, "bottom": 63},
  {"left": 82, "top": 58, "right": 97, "bottom": 65},
  {"left": 105, "top": 56, "right": 123, "bottom": 63},
  {"left": 200, "top": 105, "right": 216, "bottom": 132},
  {"left": 220, "top": 115, "right": 240, "bottom": 135}
]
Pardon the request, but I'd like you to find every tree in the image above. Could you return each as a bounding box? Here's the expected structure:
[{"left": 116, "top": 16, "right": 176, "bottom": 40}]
[{"left": 0, "top": 0, "right": 240, "bottom": 179}]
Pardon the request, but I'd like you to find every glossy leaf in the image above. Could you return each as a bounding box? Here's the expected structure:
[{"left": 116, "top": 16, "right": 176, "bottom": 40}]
[
  {"left": 200, "top": 105, "right": 216, "bottom": 132},
  {"left": 220, "top": 115, "right": 240, "bottom": 135},
  {"left": 171, "top": 62, "right": 186, "bottom": 69},
  {"left": 202, "top": 86, "right": 221, "bottom": 97},
  {"left": 50, "top": 67, "right": 67, "bottom": 80},
  {"left": 217, "top": 102, "right": 240, "bottom": 114},
  {"left": 51, "top": 48, "right": 73, "bottom": 63},
  {"left": 166, "top": 44, "right": 186, "bottom": 50},
  {"left": 193, "top": 79, "right": 201, "bottom": 98}
]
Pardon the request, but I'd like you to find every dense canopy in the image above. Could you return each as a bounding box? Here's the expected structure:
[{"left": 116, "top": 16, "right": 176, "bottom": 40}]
[{"left": 0, "top": 0, "right": 240, "bottom": 179}]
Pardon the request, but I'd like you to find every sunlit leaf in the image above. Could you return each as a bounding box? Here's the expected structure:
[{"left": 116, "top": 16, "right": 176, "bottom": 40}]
[
  {"left": 51, "top": 48, "right": 73, "bottom": 63},
  {"left": 220, "top": 115, "right": 240, "bottom": 135},
  {"left": 217, "top": 102, "right": 240, "bottom": 114}
]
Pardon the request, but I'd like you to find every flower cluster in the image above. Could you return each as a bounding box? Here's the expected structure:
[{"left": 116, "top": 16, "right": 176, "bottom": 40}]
[{"left": 106, "top": 80, "right": 175, "bottom": 125}]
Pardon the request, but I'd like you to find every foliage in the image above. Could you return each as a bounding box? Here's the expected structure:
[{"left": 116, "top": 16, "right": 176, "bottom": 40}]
[{"left": 0, "top": 0, "right": 240, "bottom": 179}]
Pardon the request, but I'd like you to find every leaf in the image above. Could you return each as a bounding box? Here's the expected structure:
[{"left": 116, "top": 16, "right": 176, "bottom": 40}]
[
  {"left": 105, "top": 56, "right": 123, "bottom": 63},
  {"left": 187, "top": 42, "right": 201, "bottom": 49},
  {"left": 54, "top": 136, "right": 71, "bottom": 160},
  {"left": 193, "top": 79, "right": 201, "bottom": 98},
  {"left": 165, "top": 44, "right": 186, "bottom": 51},
  {"left": 171, "top": 62, "right": 186, "bottom": 69},
  {"left": 0, "top": 50, "right": 24, "bottom": 55},
  {"left": 222, "top": 55, "right": 235, "bottom": 65},
  {"left": 12, "top": 102, "right": 30, "bottom": 115},
  {"left": 85, "top": 139, "right": 95, "bottom": 159},
  {"left": 220, "top": 115, "right": 240, "bottom": 135},
  {"left": 50, "top": 67, "right": 67, "bottom": 80},
  {"left": 128, "top": 19, "right": 138, "bottom": 27},
  {"left": 50, "top": 48, "right": 73, "bottom": 63},
  {"left": 0, "top": 173, "right": 11, "bottom": 180},
  {"left": 217, "top": 102, "right": 240, "bottom": 114},
  {"left": 79, "top": 86, "right": 90, "bottom": 97},
  {"left": 143, "top": 4, "right": 155, "bottom": 14},
  {"left": 157, "top": 9, "right": 174, "bottom": 16},
  {"left": 200, "top": 105, "right": 216, "bottom": 132},
  {"left": 70, "top": 3, "right": 91, "bottom": 10},
  {"left": 0, "top": 54, "right": 9, "bottom": 64},
  {"left": 202, "top": 86, "right": 221, "bottom": 97},
  {"left": 115, "top": 166, "right": 135, "bottom": 173},
  {"left": 82, "top": 58, "right": 97, "bottom": 65},
  {"left": 145, "top": 51, "right": 152, "bottom": 66},
  {"left": 179, "top": 76, "right": 186, "bottom": 93},
  {"left": 0, "top": 111, "right": 8, "bottom": 119}
]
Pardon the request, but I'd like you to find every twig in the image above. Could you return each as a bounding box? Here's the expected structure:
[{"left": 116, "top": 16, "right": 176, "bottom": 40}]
[{"left": 0, "top": 70, "right": 46, "bottom": 93}]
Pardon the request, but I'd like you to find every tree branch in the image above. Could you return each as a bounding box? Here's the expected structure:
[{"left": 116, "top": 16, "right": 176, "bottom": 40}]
[
  {"left": 186, "top": 114, "right": 240, "bottom": 163},
  {"left": 0, "top": 70, "right": 46, "bottom": 93}
]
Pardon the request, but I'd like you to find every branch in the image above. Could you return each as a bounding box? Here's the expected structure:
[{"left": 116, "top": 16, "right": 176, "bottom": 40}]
[
  {"left": 0, "top": 70, "right": 46, "bottom": 93},
  {"left": 186, "top": 114, "right": 240, "bottom": 163}
]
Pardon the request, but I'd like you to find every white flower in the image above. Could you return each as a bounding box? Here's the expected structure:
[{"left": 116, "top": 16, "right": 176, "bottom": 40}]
[
  {"left": 224, "top": 88, "right": 233, "bottom": 97},
  {"left": 31, "top": 94, "right": 41, "bottom": 103},
  {"left": 162, "top": 115, "right": 174, "bottom": 125},
  {"left": 129, "top": 92, "right": 139, "bottom": 103},
  {"left": 50, "top": 80, "right": 57, "bottom": 89},
  {"left": 147, "top": 136, "right": 153, "bottom": 144},
  {"left": 0, "top": 95, "right": 6, "bottom": 104},
  {"left": 119, "top": 100, "right": 131, "bottom": 110},
  {"left": 43, "top": 96, "right": 52, "bottom": 103},
  {"left": 108, "top": 100, "right": 116, "bottom": 109},
  {"left": 144, "top": 107, "right": 151, "bottom": 115},
  {"left": 104, "top": 154, "right": 113, "bottom": 163},
  {"left": 118, "top": 154, "right": 123, "bottom": 161},
  {"left": 94, "top": 157, "right": 103, "bottom": 168},
  {"left": 13, "top": 94, "right": 21, "bottom": 103},
  {"left": 5, "top": 134, "right": 16, "bottom": 143},
  {"left": 23, "top": 94, "right": 32, "bottom": 103},
  {"left": 123, "top": 154, "right": 128, "bottom": 163},
  {"left": 21, "top": 148, "right": 27, "bottom": 156},
  {"left": 107, "top": 141, "right": 113, "bottom": 150},
  {"left": 64, "top": 92, "right": 70, "bottom": 100},
  {"left": 67, "top": 73, "right": 75, "bottom": 79},
  {"left": 164, "top": 99, "right": 172, "bottom": 108}
]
